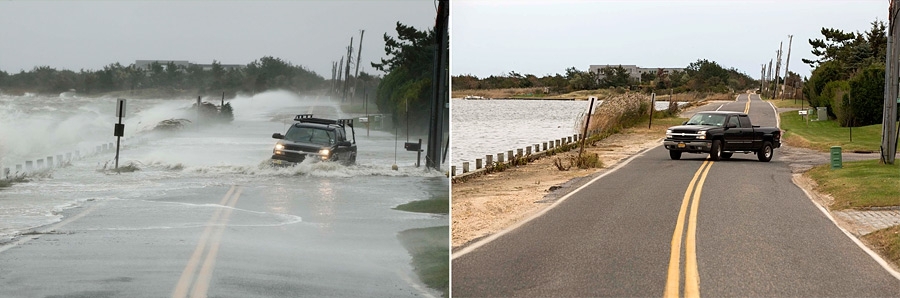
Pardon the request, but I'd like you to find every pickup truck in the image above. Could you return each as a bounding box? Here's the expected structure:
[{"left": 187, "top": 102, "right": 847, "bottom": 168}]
[
  {"left": 271, "top": 114, "right": 357, "bottom": 166},
  {"left": 663, "top": 111, "right": 781, "bottom": 162}
]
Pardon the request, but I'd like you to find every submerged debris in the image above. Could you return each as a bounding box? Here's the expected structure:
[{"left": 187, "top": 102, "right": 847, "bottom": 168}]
[{"left": 153, "top": 118, "right": 192, "bottom": 131}]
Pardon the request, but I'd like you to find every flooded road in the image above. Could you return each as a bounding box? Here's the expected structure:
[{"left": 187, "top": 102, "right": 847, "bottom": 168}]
[{"left": 0, "top": 91, "right": 448, "bottom": 297}]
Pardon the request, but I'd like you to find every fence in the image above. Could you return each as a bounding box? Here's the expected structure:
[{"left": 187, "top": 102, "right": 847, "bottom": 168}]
[
  {"left": 450, "top": 130, "right": 602, "bottom": 182},
  {"left": 1, "top": 136, "right": 149, "bottom": 181}
]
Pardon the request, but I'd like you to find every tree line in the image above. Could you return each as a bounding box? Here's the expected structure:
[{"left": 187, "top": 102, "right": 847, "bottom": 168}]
[
  {"left": 370, "top": 22, "right": 444, "bottom": 132},
  {"left": 0, "top": 57, "right": 334, "bottom": 96},
  {"left": 802, "top": 20, "right": 888, "bottom": 127},
  {"left": 452, "top": 59, "right": 758, "bottom": 95}
]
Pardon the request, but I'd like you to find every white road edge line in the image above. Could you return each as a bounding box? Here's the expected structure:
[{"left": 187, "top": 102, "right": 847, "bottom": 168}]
[
  {"left": 792, "top": 175, "right": 900, "bottom": 281},
  {"left": 763, "top": 92, "right": 900, "bottom": 281},
  {"left": 452, "top": 142, "right": 660, "bottom": 259}
]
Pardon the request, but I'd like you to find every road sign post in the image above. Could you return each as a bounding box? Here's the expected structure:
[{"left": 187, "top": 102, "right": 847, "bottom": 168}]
[{"left": 114, "top": 98, "right": 126, "bottom": 170}]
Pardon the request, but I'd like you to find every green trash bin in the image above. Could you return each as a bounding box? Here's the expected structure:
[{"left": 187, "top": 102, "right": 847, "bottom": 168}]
[{"left": 830, "top": 146, "right": 842, "bottom": 169}]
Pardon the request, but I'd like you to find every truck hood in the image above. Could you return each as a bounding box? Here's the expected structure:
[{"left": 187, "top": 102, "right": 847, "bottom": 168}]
[{"left": 668, "top": 124, "right": 720, "bottom": 132}]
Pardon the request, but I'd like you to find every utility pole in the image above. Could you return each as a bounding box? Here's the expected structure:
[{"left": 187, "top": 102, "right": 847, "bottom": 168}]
[
  {"left": 342, "top": 37, "right": 354, "bottom": 102},
  {"left": 352, "top": 30, "right": 365, "bottom": 102},
  {"left": 337, "top": 56, "right": 344, "bottom": 94},
  {"left": 425, "top": 0, "right": 448, "bottom": 170},
  {"left": 772, "top": 42, "right": 782, "bottom": 99},
  {"left": 766, "top": 59, "right": 773, "bottom": 97},
  {"left": 781, "top": 35, "right": 793, "bottom": 99},
  {"left": 331, "top": 61, "right": 337, "bottom": 94},
  {"left": 760, "top": 64, "right": 766, "bottom": 93},
  {"left": 882, "top": 0, "right": 899, "bottom": 164}
]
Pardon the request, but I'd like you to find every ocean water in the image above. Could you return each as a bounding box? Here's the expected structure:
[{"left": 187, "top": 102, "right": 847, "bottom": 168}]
[{"left": 0, "top": 90, "right": 445, "bottom": 241}]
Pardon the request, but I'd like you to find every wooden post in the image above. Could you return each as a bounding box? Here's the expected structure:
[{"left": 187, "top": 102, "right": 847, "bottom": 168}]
[
  {"left": 451, "top": 166, "right": 456, "bottom": 177},
  {"left": 543, "top": 142, "right": 548, "bottom": 151},
  {"left": 498, "top": 153, "right": 504, "bottom": 163},
  {"left": 486, "top": 155, "right": 493, "bottom": 165},
  {"left": 476, "top": 158, "right": 483, "bottom": 169},
  {"left": 463, "top": 162, "right": 469, "bottom": 173},
  {"left": 649, "top": 93, "right": 656, "bottom": 129}
]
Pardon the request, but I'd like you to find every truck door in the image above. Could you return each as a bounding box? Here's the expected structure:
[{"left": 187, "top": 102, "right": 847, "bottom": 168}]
[
  {"left": 723, "top": 115, "right": 745, "bottom": 150},
  {"left": 738, "top": 115, "right": 756, "bottom": 149}
]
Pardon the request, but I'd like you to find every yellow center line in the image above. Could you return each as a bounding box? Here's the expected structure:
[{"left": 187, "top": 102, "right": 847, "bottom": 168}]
[
  {"left": 685, "top": 162, "right": 713, "bottom": 298},
  {"left": 744, "top": 95, "right": 751, "bottom": 114},
  {"left": 172, "top": 185, "right": 243, "bottom": 298},
  {"left": 664, "top": 160, "right": 713, "bottom": 298},
  {"left": 190, "top": 186, "right": 243, "bottom": 298}
]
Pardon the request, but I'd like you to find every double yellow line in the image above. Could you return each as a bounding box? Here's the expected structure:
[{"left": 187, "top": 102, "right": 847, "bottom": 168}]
[
  {"left": 744, "top": 96, "right": 751, "bottom": 114},
  {"left": 172, "top": 185, "right": 244, "bottom": 298},
  {"left": 664, "top": 160, "right": 714, "bottom": 298}
]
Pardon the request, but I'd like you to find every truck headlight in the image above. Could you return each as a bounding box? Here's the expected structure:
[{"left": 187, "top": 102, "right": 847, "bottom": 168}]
[
  {"left": 275, "top": 144, "right": 285, "bottom": 150},
  {"left": 696, "top": 131, "right": 707, "bottom": 140},
  {"left": 319, "top": 149, "right": 330, "bottom": 156},
  {"left": 666, "top": 129, "right": 673, "bottom": 138}
]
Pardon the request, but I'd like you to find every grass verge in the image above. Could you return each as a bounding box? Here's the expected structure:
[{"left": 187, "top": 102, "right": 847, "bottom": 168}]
[
  {"left": 394, "top": 198, "right": 449, "bottom": 214},
  {"left": 397, "top": 226, "right": 449, "bottom": 298},
  {"left": 805, "top": 159, "right": 900, "bottom": 210},
  {"left": 861, "top": 226, "right": 900, "bottom": 271},
  {"left": 779, "top": 110, "right": 882, "bottom": 152},
  {"left": 767, "top": 98, "right": 808, "bottom": 109}
]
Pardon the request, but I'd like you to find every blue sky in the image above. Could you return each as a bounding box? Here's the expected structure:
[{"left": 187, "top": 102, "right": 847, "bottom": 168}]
[{"left": 451, "top": 0, "right": 889, "bottom": 79}]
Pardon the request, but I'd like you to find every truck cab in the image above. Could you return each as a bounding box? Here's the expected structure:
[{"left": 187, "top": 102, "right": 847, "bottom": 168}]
[{"left": 271, "top": 114, "right": 357, "bottom": 166}]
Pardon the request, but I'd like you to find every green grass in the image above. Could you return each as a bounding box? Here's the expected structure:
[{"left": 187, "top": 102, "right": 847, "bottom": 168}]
[
  {"left": 339, "top": 102, "right": 379, "bottom": 114},
  {"left": 805, "top": 159, "right": 900, "bottom": 210},
  {"left": 779, "top": 110, "right": 883, "bottom": 152},
  {"left": 766, "top": 98, "right": 809, "bottom": 109},
  {"left": 397, "top": 226, "right": 449, "bottom": 297},
  {"left": 861, "top": 226, "right": 900, "bottom": 271},
  {"left": 394, "top": 198, "right": 449, "bottom": 214}
]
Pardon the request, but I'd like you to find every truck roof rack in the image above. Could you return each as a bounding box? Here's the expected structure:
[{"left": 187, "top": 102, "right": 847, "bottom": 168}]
[
  {"left": 294, "top": 115, "right": 355, "bottom": 127},
  {"left": 292, "top": 114, "right": 356, "bottom": 144}
]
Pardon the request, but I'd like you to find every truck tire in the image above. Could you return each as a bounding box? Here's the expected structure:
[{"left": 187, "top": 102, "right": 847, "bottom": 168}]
[
  {"left": 709, "top": 140, "right": 722, "bottom": 161},
  {"left": 721, "top": 152, "right": 733, "bottom": 159},
  {"left": 757, "top": 141, "right": 774, "bottom": 162},
  {"left": 669, "top": 150, "right": 682, "bottom": 160}
]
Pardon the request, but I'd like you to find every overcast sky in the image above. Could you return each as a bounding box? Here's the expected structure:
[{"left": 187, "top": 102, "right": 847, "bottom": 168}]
[
  {"left": 0, "top": 1, "right": 437, "bottom": 77},
  {"left": 451, "top": 0, "right": 889, "bottom": 79}
]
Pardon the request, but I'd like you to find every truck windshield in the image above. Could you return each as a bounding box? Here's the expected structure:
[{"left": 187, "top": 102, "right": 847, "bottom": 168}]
[
  {"left": 685, "top": 113, "right": 726, "bottom": 127},
  {"left": 285, "top": 126, "right": 335, "bottom": 146}
]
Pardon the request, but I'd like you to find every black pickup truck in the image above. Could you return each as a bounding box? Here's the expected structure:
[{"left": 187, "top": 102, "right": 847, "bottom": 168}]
[
  {"left": 664, "top": 111, "right": 781, "bottom": 162},
  {"left": 270, "top": 114, "right": 357, "bottom": 166}
]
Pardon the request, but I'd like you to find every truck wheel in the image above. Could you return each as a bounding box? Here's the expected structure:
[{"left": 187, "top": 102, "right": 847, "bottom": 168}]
[
  {"left": 757, "top": 141, "right": 774, "bottom": 162},
  {"left": 669, "top": 150, "right": 682, "bottom": 160},
  {"left": 709, "top": 140, "right": 722, "bottom": 161},
  {"left": 721, "top": 152, "right": 733, "bottom": 159}
]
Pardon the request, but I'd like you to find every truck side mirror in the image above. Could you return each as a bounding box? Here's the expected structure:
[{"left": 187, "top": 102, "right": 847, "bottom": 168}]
[
  {"left": 272, "top": 133, "right": 284, "bottom": 139},
  {"left": 338, "top": 141, "right": 352, "bottom": 147},
  {"left": 725, "top": 123, "right": 737, "bottom": 129}
]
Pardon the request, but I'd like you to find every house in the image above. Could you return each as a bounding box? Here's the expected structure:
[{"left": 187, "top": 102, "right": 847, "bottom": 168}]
[{"left": 589, "top": 64, "right": 683, "bottom": 83}]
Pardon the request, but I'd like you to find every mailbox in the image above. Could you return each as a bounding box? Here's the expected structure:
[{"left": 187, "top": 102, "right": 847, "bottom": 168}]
[{"left": 404, "top": 142, "right": 421, "bottom": 152}]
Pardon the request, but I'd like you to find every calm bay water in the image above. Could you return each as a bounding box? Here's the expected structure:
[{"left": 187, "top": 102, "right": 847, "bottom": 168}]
[
  {"left": 450, "top": 98, "right": 683, "bottom": 173},
  {"left": 450, "top": 99, "right": 588, "bottom": 172}
]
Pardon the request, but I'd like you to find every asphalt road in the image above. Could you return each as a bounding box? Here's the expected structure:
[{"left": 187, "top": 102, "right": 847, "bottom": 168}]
[{"left": 451, "top": 93, "right": 900, "bottom": 297}]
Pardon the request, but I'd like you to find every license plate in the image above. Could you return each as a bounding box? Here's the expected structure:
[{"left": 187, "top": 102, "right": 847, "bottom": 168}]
[{"left": 677, "top": 143, "right": 686, "bottom": 148}]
